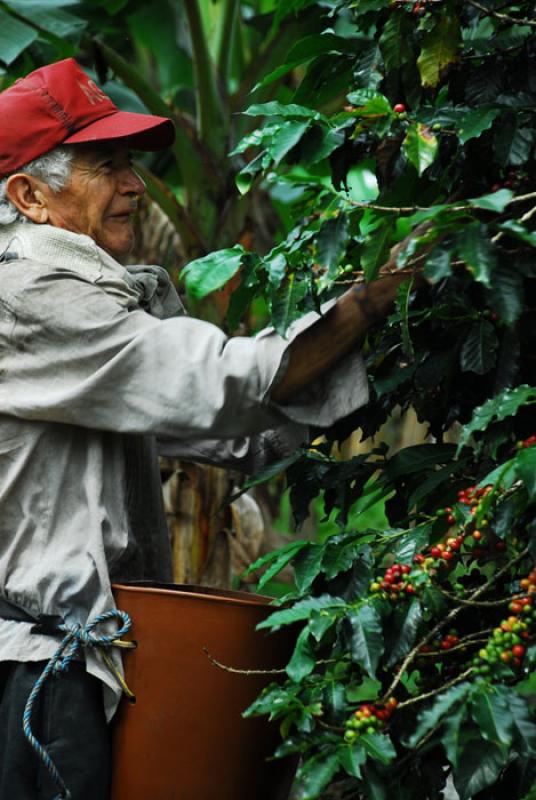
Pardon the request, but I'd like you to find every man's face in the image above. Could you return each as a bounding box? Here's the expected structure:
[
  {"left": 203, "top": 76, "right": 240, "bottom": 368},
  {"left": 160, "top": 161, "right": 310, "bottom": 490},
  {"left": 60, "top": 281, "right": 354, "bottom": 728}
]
[{"left": 43, "top": 143, "right": 146, "bottom": 260}]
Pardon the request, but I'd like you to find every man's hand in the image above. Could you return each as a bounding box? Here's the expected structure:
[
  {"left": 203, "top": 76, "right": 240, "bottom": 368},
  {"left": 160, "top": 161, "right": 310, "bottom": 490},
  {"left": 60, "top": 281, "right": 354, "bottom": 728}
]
[{"left": 270, "top": 215, "right": 439, "bottom": 403}]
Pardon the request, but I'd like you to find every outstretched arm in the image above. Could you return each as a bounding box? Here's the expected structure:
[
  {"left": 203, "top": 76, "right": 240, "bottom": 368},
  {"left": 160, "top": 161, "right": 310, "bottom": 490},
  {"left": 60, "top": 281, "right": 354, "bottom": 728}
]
[{"left": 271, "top": 273, "right": 409, "bottom": 403}]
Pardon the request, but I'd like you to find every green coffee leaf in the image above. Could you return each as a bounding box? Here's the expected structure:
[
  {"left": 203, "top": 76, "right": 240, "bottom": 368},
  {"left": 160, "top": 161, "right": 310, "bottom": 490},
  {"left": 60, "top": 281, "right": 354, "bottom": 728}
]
[
  {"left": 457, "top": 385, "right": 536, "bottom": 454},
  {"left": 346, "top": 605, "right": 384, "bottom": 679},
  {"left": 242, "top": 539, "right": 307, "bottom": 580},
  {"left": 390, "top": 524, "right": 432, "bottom": 563},
  {"left": 0, "top": 8, "right": 38, "bottom": 65},
  {"left": 243, "top": 682, "right": 297, "bottom": 718},
  {"left": 424, "top": 247, "right": 453, "bottom": 283},
  {"left": 351, "top": 94, "right": 392, "bottom": 118},
  {"left": 468, "top": 188, "right": 513, "bottom": 212},
  {"left": 460, "top": 320, "right": 498, "bottom": 375},
  {"left": 243, "top": 102, "right": 322, "bottom": 120},
  {"left": 361, "top": 762, "right": 387, "bottom": 800},
  {"left": 379, "top": 12, "right": 414, "bottom": 74},
  {"left": 295, "top": 753, "right": 340, "bottom": 800},
  {"left": 403, "top": 124, "right": 438, "bottom": 176},
  {"left": 487, "top": 265, "right": 523, "bottom": 327},
  {"left": 254, "top": 33, "right": 356, "bottom": 90},
  {"left": 293, "top": 543, "right": 326, "bottom": 593},
  {"left": 7, "top": 1, "right": 86, "bottom": 37},
  {"left": 515, "top": 446, "right": 536, "bottom": 502},
  {"left": 498, "top": 220, "right": 536, "bottom": 247},
  {"left": 395, "top": 277, "right": 415, "bottom": 359},
  {"left": 457, "top": 107, "right": 500, "bottom": 145},
  {"left": 442, "top": 704, "right": 467, "bottom": 768},
  {"left": 267, "top": 120, "right": 311, "bottom": 165},
  {"left": 257, "top": 595, "right": 346, "bottom": 630},
  {"left": 456, "top": 223, "right": 497, "bottom": 287},
  {"left": 385, "top": 598, "right": 423, "bottom": 667},
  {"left": 324, "top": 682, "right": 346, "bottom": 716},
  {"left": 180, "top": 246, "right": 245, "bottom": 299},
  {"left": 226, "top": 260, "right": 262, "bottom": 331},
  {"left": 270, "top": 274, "right": 309, "bottom": 335},
  {"left": 406, "top": 683, "right": 471, "bottom": 746},
  {"left": 286, "top": 626, "right": 316, "bottom": 681},
  {"left": 509, "top": 692, "right": 536, "bottom": 756},
  {"left": 417, "top": 15, "right": 461, "bottom": 88},
  {"left": 361, "top": 220, "right": 391, "bottom": 282},
  {"left": 263, "top": 252, "right": 287, "bottom": 288},
  {"left": 316, "top": 214, "right": 349, "bottom": 277},
  {"left": 338, "top": 742, "right": 367, "bottom": 778},
  {"left": 385, "top": 444, "right": 458, "bottom": 480},
  {"left": 256, "top": 542, "right": 308, "bottom": 591},
  {"left": 471, "top": 684, "right": 514, "bottom": 747},
  {"left": 360, "top": 732, "right": 396, "bottom": 764},
  {"left": 494, "top": 119, "right": 536, "bottom": 167},
  {"left": 453, "top": 738, "right": 508, "bottom": 800}
]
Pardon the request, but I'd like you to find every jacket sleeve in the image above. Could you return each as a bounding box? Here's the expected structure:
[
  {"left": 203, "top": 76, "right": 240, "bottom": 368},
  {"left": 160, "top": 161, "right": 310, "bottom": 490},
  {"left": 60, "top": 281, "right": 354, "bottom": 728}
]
[
  {"left": 0, "top": 268, "right": 369, "bottom": 440},
  {"left": 157, "top": 421, "right": 309, "bottom": 474}
]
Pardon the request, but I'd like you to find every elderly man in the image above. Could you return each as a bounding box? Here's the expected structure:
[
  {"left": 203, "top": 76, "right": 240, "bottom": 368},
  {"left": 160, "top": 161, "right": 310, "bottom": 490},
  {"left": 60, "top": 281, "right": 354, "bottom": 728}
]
[{"left": 0, "top": 59, "right": 410, "bottom": 798}]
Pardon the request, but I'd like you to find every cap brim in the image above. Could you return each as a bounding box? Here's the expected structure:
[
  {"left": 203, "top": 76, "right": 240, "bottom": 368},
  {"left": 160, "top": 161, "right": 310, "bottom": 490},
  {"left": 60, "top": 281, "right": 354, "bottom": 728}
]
[{"left": 63, "top": 110, "right": 175, "bottom": 151}]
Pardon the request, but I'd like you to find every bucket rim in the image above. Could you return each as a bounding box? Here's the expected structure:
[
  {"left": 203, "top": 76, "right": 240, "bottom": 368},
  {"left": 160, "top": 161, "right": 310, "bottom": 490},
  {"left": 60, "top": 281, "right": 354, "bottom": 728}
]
[{"left": 112, "top": 581, "right": 276, "bottom": 609}]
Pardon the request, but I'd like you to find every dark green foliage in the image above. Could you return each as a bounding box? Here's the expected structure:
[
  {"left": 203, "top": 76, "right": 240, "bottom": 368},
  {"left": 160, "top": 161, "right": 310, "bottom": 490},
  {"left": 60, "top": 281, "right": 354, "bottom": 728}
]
[{"left": 226, "top": 2, "right": 536, "bottom": 798}]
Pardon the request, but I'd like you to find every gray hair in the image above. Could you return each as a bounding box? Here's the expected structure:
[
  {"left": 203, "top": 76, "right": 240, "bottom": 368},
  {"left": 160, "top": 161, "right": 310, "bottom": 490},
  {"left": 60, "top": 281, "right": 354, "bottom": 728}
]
[{"left": 0, "top": 146, "right": 75, "bottom": 225}]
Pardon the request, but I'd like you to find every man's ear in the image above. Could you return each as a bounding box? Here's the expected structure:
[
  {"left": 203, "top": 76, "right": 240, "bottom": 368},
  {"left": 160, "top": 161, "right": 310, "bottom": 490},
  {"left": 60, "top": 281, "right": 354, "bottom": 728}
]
[{"left": 5, "top": 174, "right": 50, "bottom": 224}]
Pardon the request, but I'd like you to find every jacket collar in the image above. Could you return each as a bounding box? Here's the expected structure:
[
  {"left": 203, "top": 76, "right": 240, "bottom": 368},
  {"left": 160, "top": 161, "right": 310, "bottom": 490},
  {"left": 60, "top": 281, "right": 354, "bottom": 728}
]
[{"left": 0, "top": 222, "right": 140, "bottom": 307}]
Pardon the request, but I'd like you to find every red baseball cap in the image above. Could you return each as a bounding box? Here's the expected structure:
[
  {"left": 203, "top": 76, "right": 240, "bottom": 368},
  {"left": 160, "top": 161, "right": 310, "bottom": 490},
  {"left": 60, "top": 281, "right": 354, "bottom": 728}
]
[{"left": 0, "top": 58, "right": 175, "bottom": 178}]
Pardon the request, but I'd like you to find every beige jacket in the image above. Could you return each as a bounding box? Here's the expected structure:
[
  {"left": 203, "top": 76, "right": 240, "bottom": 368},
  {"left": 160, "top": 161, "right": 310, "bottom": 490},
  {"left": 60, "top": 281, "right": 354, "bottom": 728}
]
[{"left": 0, "top": 222, "right": 369, "bottom": 717}]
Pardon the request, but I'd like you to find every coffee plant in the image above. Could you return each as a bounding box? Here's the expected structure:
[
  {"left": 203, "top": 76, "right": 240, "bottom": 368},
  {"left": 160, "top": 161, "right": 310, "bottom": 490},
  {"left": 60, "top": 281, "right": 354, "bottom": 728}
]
[{"left": 183, "top": 1, "right": 536, "bottom": 797}]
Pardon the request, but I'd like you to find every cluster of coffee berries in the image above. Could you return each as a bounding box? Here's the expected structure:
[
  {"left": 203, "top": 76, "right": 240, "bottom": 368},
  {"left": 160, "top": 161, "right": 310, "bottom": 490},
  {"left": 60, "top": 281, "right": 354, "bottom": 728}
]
[
  {"left": 420, "top": 631, "right": 460, "bottom": 656},
  {"left": 414, "top": 534, "right": 466, "bottom": 568},
  {"left": 518, "top": 435, "right": 536, "bottom": 449},
  {"left": 370, "top": 563, "right": 416, "bottom": 600},
  {"left": 456, "top": 484, "right": 492, "bottom": 512},
  {"left": 520, "top": 565, "right": 536, "bottom": 594},
  {"left": 440, "top": 632, "right": 460, "bottom": 651},
  {"left": 473, "top": 587, "right": 535, "bottom": 677},
  {"left": 344, "top": 698, "right": 398, "bottom": 741}
]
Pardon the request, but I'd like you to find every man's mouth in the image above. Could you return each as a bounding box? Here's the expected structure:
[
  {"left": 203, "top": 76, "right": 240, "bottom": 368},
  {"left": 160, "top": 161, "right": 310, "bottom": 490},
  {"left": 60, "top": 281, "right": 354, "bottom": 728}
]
[{"left": 110, "top": 211, "right": 136, "bottom": 222}]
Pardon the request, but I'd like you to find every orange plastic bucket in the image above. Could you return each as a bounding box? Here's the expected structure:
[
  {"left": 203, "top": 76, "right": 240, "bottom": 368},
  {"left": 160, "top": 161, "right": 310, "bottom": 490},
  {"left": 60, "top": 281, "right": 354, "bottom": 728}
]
[{"left": 111, "top": 582, "right": 296, "bottom": 800}]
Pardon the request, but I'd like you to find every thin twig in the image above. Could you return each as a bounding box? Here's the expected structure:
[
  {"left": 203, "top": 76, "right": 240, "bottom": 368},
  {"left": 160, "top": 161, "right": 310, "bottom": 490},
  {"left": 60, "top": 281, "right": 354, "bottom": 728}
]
[
  {"left": 203, "top": 647, "right": 343, "bottom": 675},
  {"left": 343, "top": 190, "right": 536, "bottom": 215},
  {"left": 417, "top": 638, "right": 489, "bottom": 658},
  {"left": 466, "top": 0, "right": 536, "bottom": 28},
  {"left": 203, "top": 646, "right": 287, "bottom": 675},
  {"left": 317, "top": 718, "right": 345, "bottom": 733},
  {"left": 396, "top": 668, "right": 475, "bottom": 712},
  {"left": 436, "top": 586, "right": 512, "bottom": 608},
  {"left": 519, "top": 204, "right": 536, "bottom": 224},
  {"left": 493, "top": 203, "right": 536, "bottom": 243},
  {"left": 462, "top": 627, "right": 495, "bottom": 641}
]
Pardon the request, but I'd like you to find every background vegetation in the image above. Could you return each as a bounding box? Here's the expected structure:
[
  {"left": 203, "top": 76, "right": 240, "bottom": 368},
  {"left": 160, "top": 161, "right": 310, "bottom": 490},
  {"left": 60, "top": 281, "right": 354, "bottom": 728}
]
[{"left": 1, "top": 1, "right": 535, "bottom": 797}]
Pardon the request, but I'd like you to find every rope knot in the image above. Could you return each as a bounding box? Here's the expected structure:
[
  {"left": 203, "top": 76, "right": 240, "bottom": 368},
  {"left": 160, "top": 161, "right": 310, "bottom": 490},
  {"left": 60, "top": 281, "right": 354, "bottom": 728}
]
[{"left": 23, "top": 607, "right": 133, "bottom": 799}]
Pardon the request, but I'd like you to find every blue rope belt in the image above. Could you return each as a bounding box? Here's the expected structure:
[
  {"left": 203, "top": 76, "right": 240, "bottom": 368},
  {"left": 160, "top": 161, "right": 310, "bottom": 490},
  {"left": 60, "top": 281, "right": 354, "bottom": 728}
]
[{"left": 22, "top": 608, "right": 135, "bottom": 800}]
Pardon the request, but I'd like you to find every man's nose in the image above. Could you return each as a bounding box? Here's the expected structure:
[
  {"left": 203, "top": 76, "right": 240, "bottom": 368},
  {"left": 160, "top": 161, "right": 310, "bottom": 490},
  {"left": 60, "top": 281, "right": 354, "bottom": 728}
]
[{"left": 120, "top": 167, "right": 146, "bottom": 196}]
